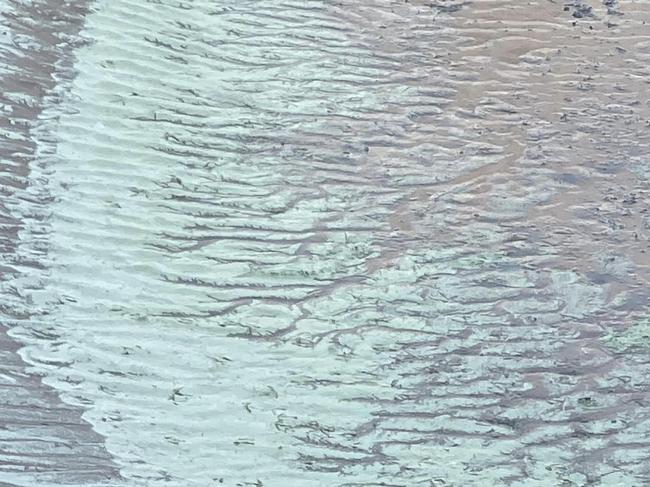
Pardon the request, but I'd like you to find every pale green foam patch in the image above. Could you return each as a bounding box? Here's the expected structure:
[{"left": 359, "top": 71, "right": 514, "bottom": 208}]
[{"left": 605, "top": 318, "right": 650, "bottom": 352}]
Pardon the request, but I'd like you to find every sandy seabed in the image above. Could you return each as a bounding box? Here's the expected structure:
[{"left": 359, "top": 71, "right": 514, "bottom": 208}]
[{"left": 1, "top": 1, "right": 650, "bottom": 486}]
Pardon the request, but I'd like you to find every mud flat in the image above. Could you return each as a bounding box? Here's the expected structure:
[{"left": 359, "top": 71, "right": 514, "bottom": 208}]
[
  {"left": 2, "top": 0, "right": 650, "bottom": 486},
  {"left": 0, "top": 0, "right": 119, "bottom": 485}
]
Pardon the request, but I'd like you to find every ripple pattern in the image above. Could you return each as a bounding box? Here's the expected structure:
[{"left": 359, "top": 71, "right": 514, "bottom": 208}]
[
  {"left": 3, "top": 0, "right": 650, "bottom": 486},
  {"left": 0, "top": 0, "right": 119, "bottom": 485}
]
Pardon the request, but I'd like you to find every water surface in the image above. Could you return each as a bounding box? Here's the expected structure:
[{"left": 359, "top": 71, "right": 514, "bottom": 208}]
[{"left": 1, "top": 0, "right": 650, "bottom": 486}]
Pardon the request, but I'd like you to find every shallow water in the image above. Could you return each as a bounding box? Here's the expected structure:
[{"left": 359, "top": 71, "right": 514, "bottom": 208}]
[{"left": 1, "top": 0, "right": 650, "bottom": 486}]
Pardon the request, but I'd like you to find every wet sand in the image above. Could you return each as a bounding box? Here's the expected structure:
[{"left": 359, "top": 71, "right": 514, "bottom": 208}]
[
  {"left": 0, "top": 0, "right": 119, "bottom": 485},
  {"left": 2, "top": 0, "right": 650, "bottom": 486}
]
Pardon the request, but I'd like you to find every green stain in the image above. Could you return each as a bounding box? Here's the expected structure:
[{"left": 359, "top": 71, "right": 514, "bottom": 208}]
[{"left": 606, "top": 318, "right": 650, "bottom": 352}]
